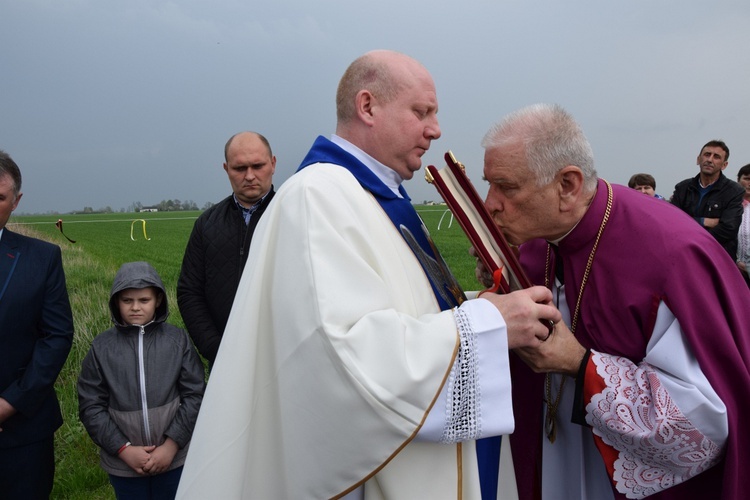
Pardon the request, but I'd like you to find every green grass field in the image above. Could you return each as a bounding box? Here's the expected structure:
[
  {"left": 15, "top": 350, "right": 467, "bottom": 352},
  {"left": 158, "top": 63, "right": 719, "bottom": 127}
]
[{"left": 8, "top": 206, "right": 476, "bottom": 499}]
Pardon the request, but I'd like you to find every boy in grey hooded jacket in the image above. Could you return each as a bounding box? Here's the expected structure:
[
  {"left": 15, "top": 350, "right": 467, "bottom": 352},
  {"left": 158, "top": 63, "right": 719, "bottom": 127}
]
[{"left": 78, "top": 261, "right": 205, "bottom": 499}]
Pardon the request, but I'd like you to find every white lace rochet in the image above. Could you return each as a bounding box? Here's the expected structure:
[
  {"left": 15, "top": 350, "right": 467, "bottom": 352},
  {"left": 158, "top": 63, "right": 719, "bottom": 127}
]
[{"left": 586, "top": 352, "right": 722, "bottom": 499}]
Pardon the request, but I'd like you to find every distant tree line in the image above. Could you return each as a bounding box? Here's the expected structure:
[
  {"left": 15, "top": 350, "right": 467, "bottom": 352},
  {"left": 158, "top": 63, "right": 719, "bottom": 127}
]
[
  {"left": 128, "top": 199, "right": 202, "bottom": 212},
  {"left": 68, "top": 200, "right": 213, "bottom": 215},
  {"left": 125, "top": 199, "right": 212, "bottom": 212}
]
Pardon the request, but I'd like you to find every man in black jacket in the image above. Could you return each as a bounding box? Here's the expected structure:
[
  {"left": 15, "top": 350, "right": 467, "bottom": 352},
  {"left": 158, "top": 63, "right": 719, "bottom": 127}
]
[
  {"left": 671, "top": 139, "right": 744, "bottom": 259},
  {"left": 178, "top": 132, "right": 276, "bottom": 366}
]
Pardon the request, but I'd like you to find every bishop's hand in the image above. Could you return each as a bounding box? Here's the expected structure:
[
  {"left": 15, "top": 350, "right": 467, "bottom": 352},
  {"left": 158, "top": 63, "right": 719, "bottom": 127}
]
[{"left": 514, "top": 320, "right": 588, "bottom": 377}]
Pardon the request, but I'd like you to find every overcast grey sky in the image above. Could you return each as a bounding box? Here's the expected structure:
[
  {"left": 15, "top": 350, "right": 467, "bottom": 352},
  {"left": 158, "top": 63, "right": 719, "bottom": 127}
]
[{"left": 2, "top": 0, "right": 749, "bottom": 214}]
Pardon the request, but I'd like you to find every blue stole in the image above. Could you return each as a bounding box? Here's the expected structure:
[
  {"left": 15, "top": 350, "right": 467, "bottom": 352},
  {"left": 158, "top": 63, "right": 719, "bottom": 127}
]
[{"left": 298, "top": 136, "right": 463, "bottom": 311}]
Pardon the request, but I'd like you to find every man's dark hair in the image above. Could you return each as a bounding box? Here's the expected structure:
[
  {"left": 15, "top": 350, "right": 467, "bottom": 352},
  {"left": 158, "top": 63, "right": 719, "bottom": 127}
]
[
  {"left": 628, "top": 173, "right": 656, "bottom": 189},
  {"left": 701, "top": 140, "right": 730, "bottom": 161},
  {"left": 737, "top": 163, "right": 750, "bottom": 181},
  {"left": 0, "top": 149, "right": 22, "bottom": 196}
]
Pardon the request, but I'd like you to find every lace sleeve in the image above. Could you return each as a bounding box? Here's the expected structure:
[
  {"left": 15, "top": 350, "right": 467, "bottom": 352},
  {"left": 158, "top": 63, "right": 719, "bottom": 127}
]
[
  {"left": 415, "top": 299, "right": 514, "bottom": 443},
  {"left": 584, "top": 349, "right": 724, "bottom": 499}
]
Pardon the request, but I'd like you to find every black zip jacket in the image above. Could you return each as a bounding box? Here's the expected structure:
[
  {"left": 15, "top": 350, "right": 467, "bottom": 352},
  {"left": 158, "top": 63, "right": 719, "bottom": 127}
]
[
  {"left": 177, "top": 189, "right": 275, "bottom": 364},
  {"left": 671, "top": 172, "right": 744, "bottom": 259}
]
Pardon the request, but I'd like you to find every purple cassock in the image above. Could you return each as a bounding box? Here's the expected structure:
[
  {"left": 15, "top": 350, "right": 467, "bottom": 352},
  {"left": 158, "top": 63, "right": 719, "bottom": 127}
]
[{"left": 513, "top": 179, "right": 750, "bottom": 499}]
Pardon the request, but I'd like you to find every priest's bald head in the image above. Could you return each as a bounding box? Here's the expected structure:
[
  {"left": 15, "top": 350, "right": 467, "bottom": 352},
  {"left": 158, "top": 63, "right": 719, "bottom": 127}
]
[
  {"left": 482, "top": 103, "right": 599, "bottom": 246},
  {"left": 334, "top": 50, "right": 441, "bottom": 180}
]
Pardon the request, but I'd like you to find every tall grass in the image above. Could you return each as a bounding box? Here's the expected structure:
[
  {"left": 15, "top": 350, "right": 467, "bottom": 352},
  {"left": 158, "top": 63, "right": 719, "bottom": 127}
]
[{"left": 8, "top": 206, "right": 476, "bottom": 499}]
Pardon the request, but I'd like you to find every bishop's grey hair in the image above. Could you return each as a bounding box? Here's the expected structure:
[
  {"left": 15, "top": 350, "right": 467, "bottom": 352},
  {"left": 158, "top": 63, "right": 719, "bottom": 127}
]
[{"left": 482, "top": 103, "right": 598, "bottom": 192}]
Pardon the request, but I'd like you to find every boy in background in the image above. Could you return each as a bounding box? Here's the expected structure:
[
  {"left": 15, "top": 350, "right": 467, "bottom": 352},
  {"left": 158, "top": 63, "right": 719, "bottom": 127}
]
[{"left": 78, "top": 261, "right": 205, "bottom": 499}]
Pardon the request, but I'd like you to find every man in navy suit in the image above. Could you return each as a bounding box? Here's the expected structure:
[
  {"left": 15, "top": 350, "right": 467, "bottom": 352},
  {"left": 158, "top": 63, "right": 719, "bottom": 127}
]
[{"left": 0, "top": 150, "right": 74, "bottom": 499}]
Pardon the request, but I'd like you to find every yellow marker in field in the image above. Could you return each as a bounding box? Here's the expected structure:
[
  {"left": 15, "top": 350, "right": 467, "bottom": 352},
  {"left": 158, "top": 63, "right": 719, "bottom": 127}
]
[{"left": 130, "top": 219, "right": 151, "bottom": 241}]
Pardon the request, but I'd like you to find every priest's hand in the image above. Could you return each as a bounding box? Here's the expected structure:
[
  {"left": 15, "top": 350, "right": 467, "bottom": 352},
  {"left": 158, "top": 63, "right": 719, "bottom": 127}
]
[
  {"left": 478, "top": 286, "right": 561, "bottom": 349},
  {"left": 513, "top": 320, "right": 587, "bottom": 377}
]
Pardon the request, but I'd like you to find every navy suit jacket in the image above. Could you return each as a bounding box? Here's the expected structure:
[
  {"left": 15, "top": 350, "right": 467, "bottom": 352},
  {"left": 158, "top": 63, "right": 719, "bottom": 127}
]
[{"left": 0, "top": 229, "right": 74, "bottom": 449}]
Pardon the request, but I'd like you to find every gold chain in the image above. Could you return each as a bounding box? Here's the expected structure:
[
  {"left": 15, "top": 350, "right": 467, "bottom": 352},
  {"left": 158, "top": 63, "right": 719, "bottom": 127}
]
[{"left": 543, "top": 180, "right": 612, "bottom": 443}]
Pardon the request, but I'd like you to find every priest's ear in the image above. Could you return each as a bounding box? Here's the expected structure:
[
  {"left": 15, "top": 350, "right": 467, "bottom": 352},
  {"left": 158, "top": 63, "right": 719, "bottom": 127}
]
[
  {"left": 557, "top": 165, "right": 585, "bottom": 212},
  {"left": 354, "top": 89, "right": 376, "bottom": 126}
]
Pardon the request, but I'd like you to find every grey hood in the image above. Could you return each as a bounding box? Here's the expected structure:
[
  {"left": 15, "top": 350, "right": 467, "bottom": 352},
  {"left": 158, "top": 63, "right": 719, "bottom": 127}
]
[{"left": 109, "top": 261, "right": 169, "bottom": 326}]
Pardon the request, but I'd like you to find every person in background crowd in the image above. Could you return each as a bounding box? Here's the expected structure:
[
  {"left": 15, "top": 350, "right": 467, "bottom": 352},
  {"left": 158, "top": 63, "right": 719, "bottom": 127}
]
[
  {"left": 734, "top": 163, "right": 750, "bottom": 286},
  {"left": 177, "top": 131, "right": 276, "bottom": 367},
  {"left": 671, "top": 140, "right": 744, "bottom": 259},
  {"left": 627, "top": 172, "right": 665, "bottom": 199}
]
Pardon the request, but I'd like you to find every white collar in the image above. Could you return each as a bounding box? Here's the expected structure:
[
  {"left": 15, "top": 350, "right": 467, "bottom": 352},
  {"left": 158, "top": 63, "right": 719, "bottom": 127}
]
[{"left": 330, "top": 135, "right": 404, "bottom": 198}]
